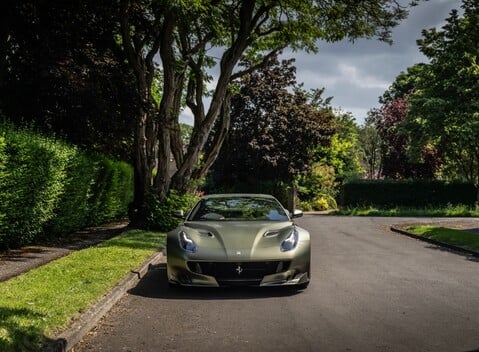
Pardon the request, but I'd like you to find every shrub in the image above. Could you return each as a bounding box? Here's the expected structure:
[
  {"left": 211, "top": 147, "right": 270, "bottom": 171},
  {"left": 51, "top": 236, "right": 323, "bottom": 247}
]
[
  {"left": 0, "top": 134, "right": 8, "bottom": 246},
  {"left": 45, "top": 152, "right": 133, "bottom": 235},
  {"left": 45, "top": 149, "right": 97, "bottom": 234},
  {"left": 313, "top": 194, "right": 337, "bottom": 210},
  {"left": 340, "top": 179, "right": 477, "bottom": 208},
  {"left": 86, "top": 156, "right": 134, "bottom": 225},
  {"left": 0, "top": 126, "right": 70, "bottom": 247},
  {"left": 0, "top": 123, "right": 134, "bottom": 249},
  {"left": 296, "top": 162, "right": 339, "bottom": 211},
  {"left": 145, "top": 190, "right": 200, "bottom": 232}
]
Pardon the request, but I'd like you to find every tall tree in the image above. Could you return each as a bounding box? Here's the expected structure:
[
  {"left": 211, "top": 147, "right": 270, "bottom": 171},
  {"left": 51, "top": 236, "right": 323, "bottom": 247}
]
[
  {"left": 316, "top": 111, "right": 364, "bottom": 183},
  {"left": 359, "top": 119, "right": 382, "bottom": 179},
  {"left": 1, "top": 0, "right": 137, "bottom": 160},
  {"left": 117, "top": 0, "right": 422, "bottom": 224},
  {"left": 408, "top": 0, "right": 479, "bottom": 191},
  {"left": 368, "top": 92, "right": 440, "bottom": 179},
  {"left": 210, "top": 55, "right": 335, "bottom": 191}
]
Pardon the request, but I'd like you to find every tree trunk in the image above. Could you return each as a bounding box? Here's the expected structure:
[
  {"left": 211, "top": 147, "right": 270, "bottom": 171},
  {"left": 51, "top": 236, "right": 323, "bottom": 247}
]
[
  {"left": 168, "top": 2, "right": 255, "bottom": 193},
  {"left": 125, "top": 0, "right": 257, "bottom": 225},
  {"left": 120, "top": 1, "right": 161, "bottom": 225}
]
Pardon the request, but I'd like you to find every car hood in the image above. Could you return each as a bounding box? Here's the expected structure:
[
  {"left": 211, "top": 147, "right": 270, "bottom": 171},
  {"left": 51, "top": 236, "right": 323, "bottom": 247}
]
[{"left": 181, "top": 221, "right": 295, "bottom": 260}]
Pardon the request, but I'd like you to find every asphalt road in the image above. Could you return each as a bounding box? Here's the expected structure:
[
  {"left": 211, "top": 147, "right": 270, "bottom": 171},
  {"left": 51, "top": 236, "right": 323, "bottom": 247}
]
[{"left": 75, "top": 216, "right": 479, "bottom": 352}]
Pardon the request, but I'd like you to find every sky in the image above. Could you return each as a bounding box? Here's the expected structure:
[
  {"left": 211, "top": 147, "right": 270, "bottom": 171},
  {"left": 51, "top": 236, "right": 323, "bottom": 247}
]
[
  {"left": 180, "top": 0, "right": 463, "bottom": 126},
  {"left": 288, "top": 0, "right": 463, "bottom": 125}
]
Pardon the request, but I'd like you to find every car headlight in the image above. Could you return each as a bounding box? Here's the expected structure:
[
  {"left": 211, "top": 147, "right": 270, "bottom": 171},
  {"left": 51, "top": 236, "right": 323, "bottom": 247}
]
[
  {"left": 179, "top": 231, "right": 197, "bottom": 253},
  {"left": 280, "top": 227, "right": 299, "bottom": 252}
]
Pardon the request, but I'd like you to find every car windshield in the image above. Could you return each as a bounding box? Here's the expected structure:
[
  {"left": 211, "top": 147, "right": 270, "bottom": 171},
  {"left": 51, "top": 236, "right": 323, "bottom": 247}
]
[{"left": 188, "top": 196, "right": 290, "bottom": 221}]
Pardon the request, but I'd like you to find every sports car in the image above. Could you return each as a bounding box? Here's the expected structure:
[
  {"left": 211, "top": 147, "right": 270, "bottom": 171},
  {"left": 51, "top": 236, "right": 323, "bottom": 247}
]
[{"left": 166, "top": 194, "right": 310, "bottom": 289}]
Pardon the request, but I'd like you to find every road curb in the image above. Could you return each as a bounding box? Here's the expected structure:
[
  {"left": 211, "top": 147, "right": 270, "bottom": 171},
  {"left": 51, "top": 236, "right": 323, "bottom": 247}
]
[
  {"left": 42, "top": 251, "right": 166, "bottom": 352},
  {"left": 390, "top": 226, "right": 479, "bottom": 257}
]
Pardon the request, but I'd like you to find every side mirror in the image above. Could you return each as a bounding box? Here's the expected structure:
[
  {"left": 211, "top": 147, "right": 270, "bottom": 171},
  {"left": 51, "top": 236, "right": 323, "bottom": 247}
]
[
  {"left": 173, "top": 210, "right": 186, "bottom": 219},
  {"left": 291, "top": 209, "right": 303, "bottom": 218}
]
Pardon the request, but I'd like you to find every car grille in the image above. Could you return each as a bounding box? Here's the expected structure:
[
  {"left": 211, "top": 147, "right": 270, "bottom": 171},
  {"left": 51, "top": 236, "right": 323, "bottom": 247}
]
[{"left": 187, "top": 261, "right": 291, "bottom": 286}]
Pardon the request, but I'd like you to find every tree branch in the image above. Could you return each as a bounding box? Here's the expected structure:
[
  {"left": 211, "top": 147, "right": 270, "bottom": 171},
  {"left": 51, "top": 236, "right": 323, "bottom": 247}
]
[{"left": 230, "top": 47, "right": 285, "bottom": 81}]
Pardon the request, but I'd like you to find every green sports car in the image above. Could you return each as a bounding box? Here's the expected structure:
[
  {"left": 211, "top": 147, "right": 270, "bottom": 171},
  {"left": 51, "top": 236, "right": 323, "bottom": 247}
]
[{"left": 166, "top": 194, "right": 310, "bottom": 289}]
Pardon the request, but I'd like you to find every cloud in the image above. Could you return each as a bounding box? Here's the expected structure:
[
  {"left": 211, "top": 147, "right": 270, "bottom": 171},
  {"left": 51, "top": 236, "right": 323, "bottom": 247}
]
[
  {"left": 284, "top": 0, "right": 463, "bottom": 125},
  {"left": 180, "top": 0, "right": 463, "bottom": 126}
]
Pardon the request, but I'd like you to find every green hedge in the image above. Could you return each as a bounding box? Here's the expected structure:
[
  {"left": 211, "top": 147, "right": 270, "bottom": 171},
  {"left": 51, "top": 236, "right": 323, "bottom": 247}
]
[
  {"left": 340, "top": 179, "right": 477, "bottom": 208},
  {"left": 0, "top": 123, "right": 133, "bottom": 249},
  {"left": 145, "top": 190, "right": 200, "bottom": 232}
]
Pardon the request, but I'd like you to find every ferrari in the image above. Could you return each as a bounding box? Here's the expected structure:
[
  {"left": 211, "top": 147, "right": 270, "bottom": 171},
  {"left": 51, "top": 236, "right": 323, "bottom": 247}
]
[{"left": 166, "top": 194, "right": 310, "bottom": 289}]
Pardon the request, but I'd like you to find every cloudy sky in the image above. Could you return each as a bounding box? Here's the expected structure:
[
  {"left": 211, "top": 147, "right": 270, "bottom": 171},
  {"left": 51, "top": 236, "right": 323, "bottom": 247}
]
[
  {"left": 181, "top": 0, "right": 463, "bottom": 126},
  {"left": 289, "top": 0, "right": 463, "bottom": 125}
]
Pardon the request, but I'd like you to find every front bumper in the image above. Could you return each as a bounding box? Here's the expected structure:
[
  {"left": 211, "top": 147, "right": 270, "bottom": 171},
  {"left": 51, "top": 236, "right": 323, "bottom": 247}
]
[
  {"left": 167, "top": 246, "right": 310, "bottom": 287},
  {"left": 167, "top": 264, "right": 310, "bottom": 287}
]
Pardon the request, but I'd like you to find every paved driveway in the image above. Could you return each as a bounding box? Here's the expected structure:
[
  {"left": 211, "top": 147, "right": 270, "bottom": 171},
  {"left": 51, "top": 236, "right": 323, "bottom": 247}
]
[{"left": 76, "top": 216, "right": 479, "bottom": 352}]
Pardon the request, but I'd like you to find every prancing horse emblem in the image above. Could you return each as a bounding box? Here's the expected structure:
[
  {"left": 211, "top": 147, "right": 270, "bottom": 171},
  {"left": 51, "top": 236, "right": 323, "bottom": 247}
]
[{"left": 236, "top": 265, "right": 243, "bottom": 275}]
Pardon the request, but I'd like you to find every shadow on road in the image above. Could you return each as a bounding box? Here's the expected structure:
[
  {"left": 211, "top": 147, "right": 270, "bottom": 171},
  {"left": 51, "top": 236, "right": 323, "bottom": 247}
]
[
  {"left": 128, "top": 263, "right": 303, "bottom": 300},
  {"left": 423, "top": 244, "right": 479, "bottom": 263}
]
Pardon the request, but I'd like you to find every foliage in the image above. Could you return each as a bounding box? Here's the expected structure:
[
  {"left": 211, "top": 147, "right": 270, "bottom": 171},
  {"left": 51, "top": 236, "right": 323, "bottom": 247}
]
[
  {"left": 296, "top": 163, "right": 337, "bottom": 210},
  {"left": 296, "top": 112, "right": 363, "bottom": 210},
  {"left": 114, "top": 0, "right": 422, "bottom": 225},
  {"left": 1, "top": 0, "right": 423, "bottom": 226},
  {"left": 0, "top": 123, "right": 133, "bottom": 249},
  {"left": 311, "top": 194, "right": 338, "bottom": 211},
  {"left": 407, "top": 0, "right": 479, "bottom": 188},
  {"left": 0, "top": 124, "right": 70, "bottom": 247},
  {"left": 144, "top": 190, "right": 200, "bottom": 232},
  {"left": 1, "top": 0, "right": 137, "bottom": 161},
  {"left": 210, "top": 55, "right": 335, "bottom": 192},
  {"left": 358, "top": 121, "right": 382, "bottom": 179},
  {"left": 368, "top": 89, "right": 441, "bottom": 179},
  {"left": 0, "top": 229, "right": 165, "bottom": 352},
  {"left": 340, "top": 179, "right": 477, "bottom": 208},
  {"left": 379, "top": 63, "right": 428, "bottom": 104},
  {"left": 335, "top": 204, "right": 479, "bottom": 217},
  {"left": 316, "top": 112, "right": 364, "bottom": 182},
  {"left": 0, "top": 133, "right": 8, "bottom": 244}
]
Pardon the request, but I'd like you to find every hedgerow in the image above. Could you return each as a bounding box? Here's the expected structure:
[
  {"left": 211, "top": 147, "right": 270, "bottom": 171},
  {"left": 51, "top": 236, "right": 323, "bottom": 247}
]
[
  {"left": 339, "top": 179, "right": 477, "bottom": 208},
  {"left": 0, "top": 123, "right": 133, "bottom": 249}
]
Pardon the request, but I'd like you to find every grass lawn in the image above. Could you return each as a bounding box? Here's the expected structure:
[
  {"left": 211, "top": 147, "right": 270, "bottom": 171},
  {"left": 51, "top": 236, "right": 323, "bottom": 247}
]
[
  {"left": 333, "top": 204, "right": 479, "bottom": 217},
  {"left": 0, "top": 229, "right": 165, "bottom": 352},
  {"left": 405, "top": 225, "right": 479, "bottom": 251}
]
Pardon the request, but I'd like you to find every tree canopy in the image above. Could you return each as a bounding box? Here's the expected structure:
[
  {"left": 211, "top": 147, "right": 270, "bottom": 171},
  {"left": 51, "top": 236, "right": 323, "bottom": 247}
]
[
  {"left": 368, "top": 90, "right": 441, "bottom": 179},
  {"left": 210, "top": 55, "right": 335, "bottom": 190},
  {"left": 0, "top": 0, "right": 137, "bottom": 160},
  {"left": 408, "top": 0, "right": 479, "bottom": 185},
  {"left": 117, "top": 0, "right": 422, "bottom": 221},
  {"left": 1, "top": 0, "right": 423, "bottom": 225}
]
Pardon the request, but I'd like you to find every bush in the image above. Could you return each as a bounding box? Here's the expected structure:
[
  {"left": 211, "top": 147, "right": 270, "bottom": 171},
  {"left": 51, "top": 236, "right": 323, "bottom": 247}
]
[
  {"left": 296, "top": 162, "right": 339, "bottom": 211},
  {"left": 144, "top": 190, "right": 200, "bottom": 232},
  {"left": 86, "top": 156, "right": 134, "bottom": 225},
  {"left": 0, "top": 123, "right": 134, "bottom": 249},
  {"left": 0, "top": 134, "right": 8, "bottom": 246},
  {"left": 45, "top": 153, "right": 133, "bottom": 235},
  {"left": 0, "top": 126, "right": 70, "bottom": 247},
  {"left": 298, "top": 193, "right": 337, "bottom": 211},
  {"left": 340, "top": 179, "right": 477, "bottom": 208},
  {"left": 313, "top": 194, "right": 337, "bottom": 210}
]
